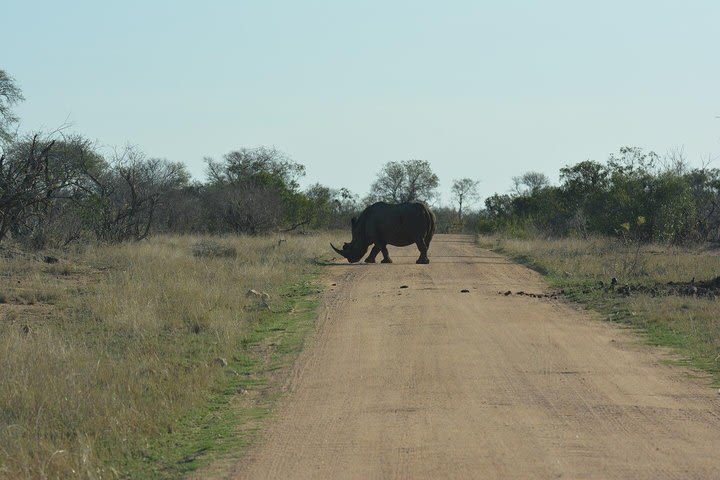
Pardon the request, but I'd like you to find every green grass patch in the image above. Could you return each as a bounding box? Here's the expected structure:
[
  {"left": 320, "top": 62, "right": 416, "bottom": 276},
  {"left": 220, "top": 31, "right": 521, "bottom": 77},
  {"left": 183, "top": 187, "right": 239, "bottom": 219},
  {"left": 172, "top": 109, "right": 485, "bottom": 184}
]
[{"left": 118, "top": 275, "right": 323, "bottom": 479}]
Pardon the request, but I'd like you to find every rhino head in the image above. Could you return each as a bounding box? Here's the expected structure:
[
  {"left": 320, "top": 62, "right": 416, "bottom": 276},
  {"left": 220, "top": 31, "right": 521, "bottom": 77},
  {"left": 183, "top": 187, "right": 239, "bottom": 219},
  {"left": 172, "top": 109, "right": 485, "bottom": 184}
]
[{"left": 330, "top": 217, "right": 369, "bottom": 263}]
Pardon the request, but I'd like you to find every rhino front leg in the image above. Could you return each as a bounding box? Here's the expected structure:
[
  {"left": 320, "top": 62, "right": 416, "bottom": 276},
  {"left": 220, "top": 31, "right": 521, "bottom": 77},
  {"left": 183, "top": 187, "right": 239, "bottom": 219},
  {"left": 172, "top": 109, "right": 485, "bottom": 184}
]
[
  {"left": 380, "top": 245, "right": 392, "bottom": 263},
  {"left": 365, "top": 245, "right": 381, "bottom": 263},
  {"left": 415, "top": 237, "right": 430, "bottom": 264}
]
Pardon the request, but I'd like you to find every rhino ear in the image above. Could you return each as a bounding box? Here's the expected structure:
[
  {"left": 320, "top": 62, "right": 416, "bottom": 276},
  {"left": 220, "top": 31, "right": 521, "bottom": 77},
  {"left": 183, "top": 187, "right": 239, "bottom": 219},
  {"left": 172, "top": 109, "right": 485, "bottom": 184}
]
[{"left": 351, "top": 217, "right": 357, "bottom": 227}]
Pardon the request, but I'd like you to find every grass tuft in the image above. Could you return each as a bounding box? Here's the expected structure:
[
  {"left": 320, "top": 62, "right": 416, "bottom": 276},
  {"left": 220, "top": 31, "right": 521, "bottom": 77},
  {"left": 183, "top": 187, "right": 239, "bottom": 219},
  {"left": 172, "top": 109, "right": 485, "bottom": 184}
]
[{"left": 191, "top": 240, "right": 238, "bottom": 259}]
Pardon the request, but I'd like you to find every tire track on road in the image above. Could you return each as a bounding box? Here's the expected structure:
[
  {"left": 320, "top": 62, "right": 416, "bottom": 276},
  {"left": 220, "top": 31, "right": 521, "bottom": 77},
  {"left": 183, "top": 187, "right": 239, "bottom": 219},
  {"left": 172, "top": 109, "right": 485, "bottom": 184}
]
[{"left": 228, "top": 234, "right": 720, "bottom": 479}]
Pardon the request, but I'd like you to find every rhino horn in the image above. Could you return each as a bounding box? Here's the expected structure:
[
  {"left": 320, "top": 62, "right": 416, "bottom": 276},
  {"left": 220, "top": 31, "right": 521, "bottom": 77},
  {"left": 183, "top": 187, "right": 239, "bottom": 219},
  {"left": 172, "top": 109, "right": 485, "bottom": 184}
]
[{"left": 330, "top": 243, "right": 346, "bottom": 257}]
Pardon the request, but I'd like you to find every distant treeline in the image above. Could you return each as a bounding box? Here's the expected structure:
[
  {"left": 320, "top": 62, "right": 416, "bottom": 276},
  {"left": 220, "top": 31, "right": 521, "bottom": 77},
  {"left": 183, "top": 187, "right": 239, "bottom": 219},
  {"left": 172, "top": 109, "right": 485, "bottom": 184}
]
[
  {"left": 0, "top": 69, "right": 372, "bottom": 247},
  {"left": 482, "top": 147, "right": 720, "bottom": 244},
  {"left": 0, "top": 132, "right": 485, "bottom": 247},
  {"left": 1, "top": 63, "right": 483, "bottom": 248},
  {"left": 0, "top": 135, "right": 363, "bottom": 247},
  {"left": 4, "top": 69, "right": 719, "bottom": 247}
]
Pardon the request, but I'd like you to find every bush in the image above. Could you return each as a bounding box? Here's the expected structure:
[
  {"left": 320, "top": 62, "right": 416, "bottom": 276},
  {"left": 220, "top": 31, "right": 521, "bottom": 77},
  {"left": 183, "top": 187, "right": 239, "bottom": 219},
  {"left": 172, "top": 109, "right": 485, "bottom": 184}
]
[
  {"left": 483, "top": 147, "right": 717, "bottom": 244},
  {"left": 191, "top": 240, "right": 237, "bottom": 258}
]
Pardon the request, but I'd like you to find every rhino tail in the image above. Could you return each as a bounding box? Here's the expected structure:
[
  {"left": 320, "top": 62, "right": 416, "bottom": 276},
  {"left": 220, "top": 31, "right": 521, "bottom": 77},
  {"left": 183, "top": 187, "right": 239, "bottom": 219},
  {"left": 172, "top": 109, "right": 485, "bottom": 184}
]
[{"left": 425, "top": 206, "right": 436, "bottom": 247}]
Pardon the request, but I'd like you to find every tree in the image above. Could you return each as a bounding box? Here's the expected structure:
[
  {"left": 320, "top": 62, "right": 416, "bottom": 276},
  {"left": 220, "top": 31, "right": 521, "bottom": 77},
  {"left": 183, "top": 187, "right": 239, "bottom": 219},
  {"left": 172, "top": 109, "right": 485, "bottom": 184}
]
[
  {"left": 652, "top": 172, "right": 696, "bottom": 243},
  {"left": 205, "top": 146, "right": 305, "bottom": 191},
  {"left": 91, "top": 145, "right": 190, "bottom": 241},
  {"left": 202, "top": 183, "right": 283, "bottom": 235},
  {"left": 512, "top": 171, "right": 550, "bottom": 195},
  {"left": 0, "top": 70, "right": 24, "bottom": 143},
  {"left": 22, "top": 134, "right": 106, "bottom": 246},
  {"left": 304, "top": 184, "right": 359, "bottom": 229},
  {"left": 153, "top": 182, "right": 205, "bottom": 234},
  {"left": 451, "top": 178, "right": 480, "bottom": 219},
  {"left": 0, "top": 135, "right": 55, "bottom": 241},
  {"left": 559, "top": 160, "right": 609, "bottom": 233},
  {"left": 369, "top": 159, "right": 439, "bottom": 203},
  {"left": 0, "top": 133, "right": 103, "bottom": 244},
  {"left": 685, "top": 167, "right": 720, "bottom": 241},
  {"left": 203, "top": 147, "right": 310, "bottom": 233},
  {"left": 484, "top": 193, "right": 514, "bottom": 219}
]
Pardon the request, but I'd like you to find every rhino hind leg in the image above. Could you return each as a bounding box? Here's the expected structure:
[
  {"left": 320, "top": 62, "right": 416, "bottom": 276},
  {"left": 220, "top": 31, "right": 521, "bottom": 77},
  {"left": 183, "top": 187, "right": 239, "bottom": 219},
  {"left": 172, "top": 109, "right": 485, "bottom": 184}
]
[
  {"left": 415, "top": 237, "right": 430, "bottom": 264},
  {"left": 365, "top": 245, "right": 381, "bottom": 263},
  {"left": 380, "top": 246, "right": 392, "bottom": 263}
]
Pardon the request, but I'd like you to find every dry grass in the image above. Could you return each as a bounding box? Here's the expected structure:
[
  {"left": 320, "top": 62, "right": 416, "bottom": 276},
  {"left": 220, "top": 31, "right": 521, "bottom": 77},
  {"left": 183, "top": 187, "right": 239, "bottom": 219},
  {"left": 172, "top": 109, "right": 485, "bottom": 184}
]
[
  {"left": 0, "top": 233, "right": 333, "bottom": 479},
  {"left": 480, "top": 235, "right": 720, "bottom": 283},
  {"left": 482, "top": 235, "right": 720, "bottom": 382}
]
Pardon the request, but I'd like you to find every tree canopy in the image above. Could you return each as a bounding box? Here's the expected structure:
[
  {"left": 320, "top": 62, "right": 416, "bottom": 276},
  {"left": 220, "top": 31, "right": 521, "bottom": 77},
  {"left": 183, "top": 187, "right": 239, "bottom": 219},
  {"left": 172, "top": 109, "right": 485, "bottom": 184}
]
[
  {"left": 483, "top": 147, "right": 718, "bottom": 243},
  {"left": 0, "top": 70, "right": 24, "bottom": 143},
  {"left": 451, "top": 178, "right": 480, "bottom": 219},
  {"left": 368, "top": 159, "right": 439, "bottom": 204}
]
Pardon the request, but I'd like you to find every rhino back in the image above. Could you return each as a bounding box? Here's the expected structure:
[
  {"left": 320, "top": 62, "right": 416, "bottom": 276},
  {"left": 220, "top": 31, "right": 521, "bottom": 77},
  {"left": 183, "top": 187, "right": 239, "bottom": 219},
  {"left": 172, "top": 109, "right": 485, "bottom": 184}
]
[{"left": 362, "top": 202, "right": 434, "bottom": 247}]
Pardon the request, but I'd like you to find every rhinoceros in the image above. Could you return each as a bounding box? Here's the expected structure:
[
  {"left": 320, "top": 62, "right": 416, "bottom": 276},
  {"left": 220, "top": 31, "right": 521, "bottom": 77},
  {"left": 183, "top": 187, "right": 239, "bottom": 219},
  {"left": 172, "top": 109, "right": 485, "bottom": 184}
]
[{"left": 331, "top": 202, "right": 436, "bottom": 264}]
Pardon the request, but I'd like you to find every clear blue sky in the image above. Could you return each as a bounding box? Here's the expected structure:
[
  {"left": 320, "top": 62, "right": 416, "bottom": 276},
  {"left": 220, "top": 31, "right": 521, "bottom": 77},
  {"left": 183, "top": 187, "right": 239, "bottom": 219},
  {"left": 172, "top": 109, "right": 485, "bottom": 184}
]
[{"left": 4, "top": 0, "right": 719, "bottom": 206}]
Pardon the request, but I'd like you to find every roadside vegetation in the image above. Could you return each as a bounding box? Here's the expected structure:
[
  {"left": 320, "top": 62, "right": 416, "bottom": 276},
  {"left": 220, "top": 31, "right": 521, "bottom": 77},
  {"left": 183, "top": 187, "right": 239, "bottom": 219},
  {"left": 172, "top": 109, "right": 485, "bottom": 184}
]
[
  {"left": 481, "top": 147, "right": 720, "bottom": 244},
  {"left": 0, "top": 233, "right": 333, "bottom": 479},
  {"left": 476, "top": 143, "right": 720, "bottom": 384},
  {"left": 481, "top": 235, "right": 720, "bottom": 384}
]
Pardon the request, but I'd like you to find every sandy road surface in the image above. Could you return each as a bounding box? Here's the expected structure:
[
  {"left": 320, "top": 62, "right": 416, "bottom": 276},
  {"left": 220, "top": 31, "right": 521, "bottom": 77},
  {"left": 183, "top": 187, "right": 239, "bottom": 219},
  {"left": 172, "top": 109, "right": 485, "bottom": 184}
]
[{"left": 231, "top": 234, "right": 720, "bottom": 479}]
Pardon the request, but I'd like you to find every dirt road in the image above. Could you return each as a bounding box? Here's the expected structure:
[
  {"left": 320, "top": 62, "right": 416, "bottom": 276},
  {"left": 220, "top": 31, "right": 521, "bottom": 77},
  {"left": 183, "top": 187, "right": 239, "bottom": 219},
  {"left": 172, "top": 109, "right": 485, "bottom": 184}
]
[{"left": 231, "top": 234, "right": 720, "bottom": 479}]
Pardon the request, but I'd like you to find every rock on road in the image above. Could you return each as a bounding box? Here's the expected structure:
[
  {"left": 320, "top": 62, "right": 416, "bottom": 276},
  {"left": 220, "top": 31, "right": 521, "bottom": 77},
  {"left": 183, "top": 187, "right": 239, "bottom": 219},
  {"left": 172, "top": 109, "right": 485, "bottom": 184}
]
[{"left": 230, "top": 234, "right": 720, "bottom": 479}]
